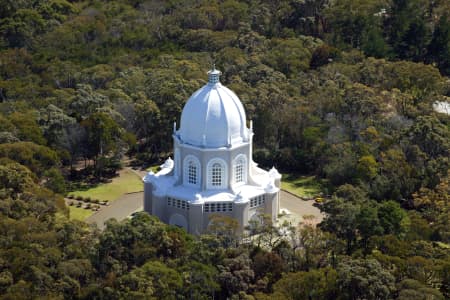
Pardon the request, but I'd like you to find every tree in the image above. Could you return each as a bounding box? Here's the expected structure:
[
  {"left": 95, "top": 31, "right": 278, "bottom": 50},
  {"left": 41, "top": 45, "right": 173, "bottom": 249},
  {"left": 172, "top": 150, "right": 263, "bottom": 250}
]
[
  {"left": 290, "top": 224, "right": 336, "bottom": 271},
  {"left": 285, "top": 0, "right": 330, "bottom": 37},
  {"left": 179, "top": 261, "right": 219, "bottom": 300},
  {"left": 8, "top": 111, "right": 46, "bottom": 145},
  {"left": 43, "top": 167, "right": 66, "bottom": 194},
  {"left": 251, "top": 251, "right": 284, "bottom": 288},
  {"left": 398, "top": 19, "right": 430, "bottom": 61},
  {"left": 356, "top": 155, "right": 378, "bottom": 181},
  {"left": 427, "top": 14, "right": 450, "bottom": 75},
  {"left": 336, "top": 258, "right": 396, "bottom": 300},
  {"left": 246, "top": 213, "right": 285, "bottom": 250},
  {"left": 0, "top": 9, "right": 45, "bottom": 48},
  {"left": 116, "top": 261, "right": 182, "bottom": 299},
  {"left": 412, "top": 170, "right": 449, "bottom": 223},
  {"left": 263, "top": 38, "right": 312, "bottom": 76},
  {"left": 270, "top": 267, "right": 337, "bottom": 300},
  {"left": 408, "top": 115, "right": 450, "bottom": 159},
  {"left": 356, "top": 205, "right": 383, "bottom": 252},
  {"left": 323, "top": 143, "right": 358, "bottom": 186},
  {"left": 81, "top": 112, "right": 123, "bottom": 175},
  {"left": 39, "top": 104, "right": 76, "bottom": 149},
  {"left": 385, "top": 0, "right": 430, "bottom": 60},
  {"left": 0, "top": 142, "right": 59, "bottom": 177},
  {"left": 310, "top": 44, "right": 340, "bottom": 69},
  {"left": 378, "top": 200, "right": 408, "bottom": 235},
  {"left": 319, "top": 197, "right": 360, "bottom": 254},
  {"left": 362, "top": 25, "right": 390, "bottom": 58},
  {"left": 133, "top": 98, "right": 160, "bottom": 143},
  {"left": 404, "top": 256, "right": 439, "bottom": 285},
  {"left": 440, "top": 261, "right": 450, "bottom": 299},
  {"left": 0, "top": 162, "right": 35, "bottom": 199},
  {"left": 372, "top": 148, "right": 416, "bottom": 201},
  {"left": 217, "top": 252, "right": 255, "bottom": 298},
  {"left": 207, "top": 214, "right": 240, "bottom": 248},
  {"left": 70, "top": 84, "right": 109, "bottom": 120},
  {"left": 144, "top": 67, "right": 201, "bottom": 154},
  {"left": 397, "top": 279, "right": 445, "bottom": 300},
  {"left": 93, "top": 214, "right": 183, "bottom": 277},
  {"left": 324, "top": 0, "right": 388, "bottom": 53}
]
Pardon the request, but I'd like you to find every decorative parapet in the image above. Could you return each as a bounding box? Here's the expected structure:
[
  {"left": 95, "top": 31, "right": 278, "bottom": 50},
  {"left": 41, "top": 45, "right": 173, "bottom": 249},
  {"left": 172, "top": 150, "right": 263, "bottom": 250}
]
[
  {"left": 160, "top": 157, "right": 174, "bottom": 169},
  {"left": 143, "top": 170, "right": 155, "bottom": 183},
  {"left": 265, "top": 178, "right": 279, "bottom": 193},
  {"left": 268, "top": 166, "right": 281, "bottom": 179},
  {"left": 234, "top": 191, "right": 248, "bottom": 204}
]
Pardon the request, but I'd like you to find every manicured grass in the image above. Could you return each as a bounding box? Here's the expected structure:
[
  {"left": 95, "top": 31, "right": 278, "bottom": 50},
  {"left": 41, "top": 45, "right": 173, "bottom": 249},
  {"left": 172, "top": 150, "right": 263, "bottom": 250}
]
[
  {"left": 68, "top": 169, "right": 143, "bottom": 202},
  {"left": 69, "top": 206, "right": 93, "bottom": 221},
  {"left": 281, "top": 174, "right": 322, "bottom": 198},
  {"left": 146, "top": 165, "right": 160, "bottom": 173}
]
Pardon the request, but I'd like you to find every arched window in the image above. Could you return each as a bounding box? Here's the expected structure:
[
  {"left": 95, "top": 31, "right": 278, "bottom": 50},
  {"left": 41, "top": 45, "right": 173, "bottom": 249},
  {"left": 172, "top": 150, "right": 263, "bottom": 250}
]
[
  {"left": 207, "top": 158, "right": 227, "bottom": 189},
  {"left": 211, "top": 163, "right": 223, "bottom": 186},
  {"left": 233, "top": 154, "right": 247, "bottom": 185},
  {"left": 183, "top": 155, "right": 200, "bottom": 187},
  {"left": 188, "top": 161, "right": 197, "bottom": 184}
]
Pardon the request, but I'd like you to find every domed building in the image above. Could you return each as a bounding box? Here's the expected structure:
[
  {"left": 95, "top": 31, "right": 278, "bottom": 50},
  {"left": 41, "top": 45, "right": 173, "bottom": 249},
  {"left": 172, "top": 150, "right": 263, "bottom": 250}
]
[{"left": 143, "top": 67, "right": 281, "bottom": 234}]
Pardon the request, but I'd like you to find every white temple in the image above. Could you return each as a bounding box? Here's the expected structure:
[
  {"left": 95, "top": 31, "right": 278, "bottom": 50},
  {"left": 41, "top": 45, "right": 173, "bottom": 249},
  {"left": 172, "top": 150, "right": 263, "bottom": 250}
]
[{"left": 143, "top": 67, "right": 281, "bottom": 234}]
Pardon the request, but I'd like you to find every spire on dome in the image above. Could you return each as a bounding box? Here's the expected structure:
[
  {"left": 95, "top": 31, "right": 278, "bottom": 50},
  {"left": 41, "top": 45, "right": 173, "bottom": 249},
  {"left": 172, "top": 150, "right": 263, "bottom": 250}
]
[{"left": 207, "top": 64, "right": 221, "bottom": 84}]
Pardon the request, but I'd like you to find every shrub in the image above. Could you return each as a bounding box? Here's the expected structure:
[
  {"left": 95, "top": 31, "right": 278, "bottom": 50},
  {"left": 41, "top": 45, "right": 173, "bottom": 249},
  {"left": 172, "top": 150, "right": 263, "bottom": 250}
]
[
  {"left": 76, "top": 195, "right": 83, "bottom": 200},
  {"left": 84, "top": 197, "right": 91, "bottom": 203}
]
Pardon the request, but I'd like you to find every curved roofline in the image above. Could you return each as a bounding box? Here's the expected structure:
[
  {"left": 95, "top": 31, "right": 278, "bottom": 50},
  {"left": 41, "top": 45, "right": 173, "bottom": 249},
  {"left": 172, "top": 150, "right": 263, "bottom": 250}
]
[{"left": 179, "top": 77, "right": 248, "bottom": 148}]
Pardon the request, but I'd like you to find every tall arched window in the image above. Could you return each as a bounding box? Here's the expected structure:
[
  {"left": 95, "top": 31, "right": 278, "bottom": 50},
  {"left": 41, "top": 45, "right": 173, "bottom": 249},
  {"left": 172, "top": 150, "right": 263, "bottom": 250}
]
[
  {"left": 183, "top": 155, "right": 200, "bottom": 187},
  {"left": 233, "top": 154, "right": 247, "bottom": 185},
  {"left": 211, "top": 163, "right": 223, "bottom": 186},
  {"left": 188, "top": 161, "right": 197, "bottom": 184},
  {"left": 207, "top": 158, "right": 227, "bottom": 189}
]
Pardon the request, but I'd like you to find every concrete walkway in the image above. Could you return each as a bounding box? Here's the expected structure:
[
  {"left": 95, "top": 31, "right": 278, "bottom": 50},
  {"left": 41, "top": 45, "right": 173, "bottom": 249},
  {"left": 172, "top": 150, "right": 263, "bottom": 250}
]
[
  {"left": 85, "top": 189, "right": 324, "bottom": 230},
  {"left": 85, "top": 192, "right": 143, "bottom": 230},
  {"left": 278, "top": 190, "right": 324, "bottom": 226}
]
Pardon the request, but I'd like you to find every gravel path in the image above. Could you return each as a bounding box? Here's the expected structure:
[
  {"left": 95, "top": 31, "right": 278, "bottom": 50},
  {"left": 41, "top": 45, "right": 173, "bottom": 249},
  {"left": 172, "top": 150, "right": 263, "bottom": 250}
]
[{"left": 85, "top": 189, "right": 324, "bottom": 230}]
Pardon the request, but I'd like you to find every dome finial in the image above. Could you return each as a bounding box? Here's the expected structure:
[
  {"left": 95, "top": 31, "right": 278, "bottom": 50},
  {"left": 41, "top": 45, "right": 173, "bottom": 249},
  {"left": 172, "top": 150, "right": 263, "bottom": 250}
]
[{"left": 207, "top": 65, "right": 221, "bottom": 84}]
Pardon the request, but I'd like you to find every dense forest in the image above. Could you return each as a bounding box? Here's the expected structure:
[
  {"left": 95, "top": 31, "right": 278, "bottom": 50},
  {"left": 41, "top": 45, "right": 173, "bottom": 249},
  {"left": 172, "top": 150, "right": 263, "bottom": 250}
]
[{"left": 0, "top": 0, "right": 449, "bottom": 299}]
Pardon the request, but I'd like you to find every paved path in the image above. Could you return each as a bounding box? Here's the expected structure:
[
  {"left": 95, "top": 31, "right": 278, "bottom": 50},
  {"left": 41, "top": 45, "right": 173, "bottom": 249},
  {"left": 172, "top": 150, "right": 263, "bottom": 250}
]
[
  {"left": 85, "top": 192, "right": 143, "bottom": 230},
  {"left": 278, "top": 190, "right": 324, "bottom": 226},
  {"left": 85, "top": 189, "right": 324, "bottom": 230}
]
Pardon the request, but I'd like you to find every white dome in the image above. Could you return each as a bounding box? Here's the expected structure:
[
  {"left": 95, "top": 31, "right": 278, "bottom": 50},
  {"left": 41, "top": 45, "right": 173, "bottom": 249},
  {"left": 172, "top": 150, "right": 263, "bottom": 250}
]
[{"left": 179, "top": 68, "right": 248, "bottom": 148}]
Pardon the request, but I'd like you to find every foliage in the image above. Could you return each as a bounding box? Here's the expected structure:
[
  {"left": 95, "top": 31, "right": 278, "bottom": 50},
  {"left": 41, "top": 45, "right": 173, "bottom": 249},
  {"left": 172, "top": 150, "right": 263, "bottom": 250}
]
[
  {"left": 0, "top": 142, "right": 59, "bottom": 176},
  {"left": 336, "top": 258, "right": 396, "bottom": 300},
  {"left": 0, "top": 0, "right": 449, "bottom": 298},
  {"left": 273, "top": 267, "right": 337, "bottom": 299}
]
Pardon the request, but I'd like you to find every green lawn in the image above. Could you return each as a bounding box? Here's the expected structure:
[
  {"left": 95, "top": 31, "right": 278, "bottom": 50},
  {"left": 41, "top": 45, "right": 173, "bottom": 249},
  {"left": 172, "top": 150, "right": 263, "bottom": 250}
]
[
  {"left": 68, "top": 169, "right": 143, "bottom": 202},
  {"left": 146, "top": 165, "right": 160, "bottom": 173},
  {"left": 69, "top": 206, "right": 94, "bottom": 221},
  {"left": 281, "top": 174, "right": 323, "bottom": 198}
]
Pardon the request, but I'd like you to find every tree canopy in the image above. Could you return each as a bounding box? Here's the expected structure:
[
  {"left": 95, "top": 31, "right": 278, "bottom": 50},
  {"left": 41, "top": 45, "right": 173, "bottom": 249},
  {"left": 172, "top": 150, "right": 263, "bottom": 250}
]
[{"left": 0, "top": 0, "right": 449, "bottom": 299}]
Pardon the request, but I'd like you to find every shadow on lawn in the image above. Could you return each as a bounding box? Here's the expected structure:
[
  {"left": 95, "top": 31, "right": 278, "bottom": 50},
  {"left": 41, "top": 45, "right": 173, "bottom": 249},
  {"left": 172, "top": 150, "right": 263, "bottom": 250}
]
[{"left": 67, "top": 166, "right": 118, "bottom": 192}]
